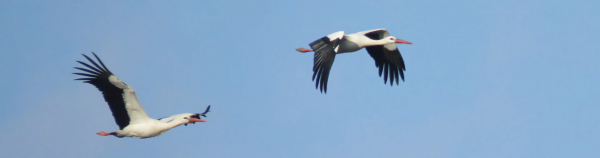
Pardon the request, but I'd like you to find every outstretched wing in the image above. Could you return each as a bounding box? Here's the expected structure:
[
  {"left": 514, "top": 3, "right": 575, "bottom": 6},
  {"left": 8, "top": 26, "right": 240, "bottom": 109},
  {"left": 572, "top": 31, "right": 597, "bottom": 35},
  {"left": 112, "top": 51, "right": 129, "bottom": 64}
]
[
  {"left": 199, "top": 105, "right": 210, "bottom": 118},
  {"left": 74, "top": 52, "right": 150, "bottom": 129},
  {"left": 363, "top": 29, "right": 406, "bottom": 86},
  {"left": 309, "top": 31, "right": 344, "bottom": 93}
]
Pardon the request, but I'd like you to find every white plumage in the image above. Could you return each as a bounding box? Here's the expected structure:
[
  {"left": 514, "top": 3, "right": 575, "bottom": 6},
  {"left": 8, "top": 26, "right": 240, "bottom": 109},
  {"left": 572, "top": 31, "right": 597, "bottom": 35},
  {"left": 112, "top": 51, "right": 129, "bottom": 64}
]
[
  {"left": 296, "top": 29, "right": 413, "bottom": 93},
  {"left": 74, "top": 53, "right": 210, "bottom": 139}
]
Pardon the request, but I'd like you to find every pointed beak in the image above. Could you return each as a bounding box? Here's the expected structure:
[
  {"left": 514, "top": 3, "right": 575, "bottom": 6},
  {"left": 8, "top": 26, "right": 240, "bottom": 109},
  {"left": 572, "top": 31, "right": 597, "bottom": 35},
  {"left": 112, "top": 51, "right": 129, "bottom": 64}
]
[
  {"left": 395, "top": 39, "right": 413, "bottom": 45},
  {"left": 188, "top": 118, "right": 206, "bottom": 123}
]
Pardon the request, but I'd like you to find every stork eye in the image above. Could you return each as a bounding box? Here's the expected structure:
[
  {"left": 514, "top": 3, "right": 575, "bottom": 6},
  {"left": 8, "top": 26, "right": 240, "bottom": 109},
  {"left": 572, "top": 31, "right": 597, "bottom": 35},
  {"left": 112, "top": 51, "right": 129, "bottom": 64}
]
[
  {"left": 184, "top": 117, "right": 189, "bottom": 119},
  {"left": 389, "top": 38, "right": 394, "bottom": 40}
]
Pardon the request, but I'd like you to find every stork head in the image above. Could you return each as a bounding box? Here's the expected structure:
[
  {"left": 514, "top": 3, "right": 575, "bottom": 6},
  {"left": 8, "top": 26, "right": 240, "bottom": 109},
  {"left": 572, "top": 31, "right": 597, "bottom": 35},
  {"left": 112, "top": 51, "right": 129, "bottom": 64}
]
[
  {"left": 386, "top": 36, "right": 412, "bottom": 45},
  {"left": 157, "top": 113, "right": 207, "bottom": 127},
  {"left": 183, "top": 114, "right": 206, "bottom": 126},
  {"left": 156, "top": 105, "right": 211, "bottom": 126},
  {"left": 183, "top": 105, "right": 211, "bottom": 126}
]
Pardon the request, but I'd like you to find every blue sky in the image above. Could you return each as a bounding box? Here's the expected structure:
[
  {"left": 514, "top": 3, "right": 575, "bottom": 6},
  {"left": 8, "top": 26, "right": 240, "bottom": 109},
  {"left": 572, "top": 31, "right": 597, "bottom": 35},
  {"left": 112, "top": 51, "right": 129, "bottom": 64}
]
[{"left": 1, "top": 0, "right": 599, "bottom": 157}]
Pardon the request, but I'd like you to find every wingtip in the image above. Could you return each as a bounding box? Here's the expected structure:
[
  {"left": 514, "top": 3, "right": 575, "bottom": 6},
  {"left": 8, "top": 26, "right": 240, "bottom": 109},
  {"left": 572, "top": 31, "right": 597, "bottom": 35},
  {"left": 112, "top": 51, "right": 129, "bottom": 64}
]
[{"left": 318, "top": 86, "right": 327, "bottom": 94}]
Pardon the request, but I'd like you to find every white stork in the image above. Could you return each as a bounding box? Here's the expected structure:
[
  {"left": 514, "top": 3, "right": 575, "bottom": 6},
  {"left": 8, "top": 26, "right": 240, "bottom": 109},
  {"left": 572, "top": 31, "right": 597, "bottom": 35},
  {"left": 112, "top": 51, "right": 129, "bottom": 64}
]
[
  {"left": 74, "top": 53, "right": 210, "bottom": 138},
  {"left": 296, "top": 29, "right": 413, "bottom": 93}
]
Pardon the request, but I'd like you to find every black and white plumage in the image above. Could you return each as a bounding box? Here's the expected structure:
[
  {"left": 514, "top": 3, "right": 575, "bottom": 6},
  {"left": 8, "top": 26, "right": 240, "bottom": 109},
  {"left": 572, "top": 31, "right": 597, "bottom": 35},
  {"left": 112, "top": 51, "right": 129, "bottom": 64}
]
[
  {"left": 74, "top": 53, "right": 210, "bottom": 139},
  {"left": 296, "top": 29, "right": 413, "bottom": 93}
]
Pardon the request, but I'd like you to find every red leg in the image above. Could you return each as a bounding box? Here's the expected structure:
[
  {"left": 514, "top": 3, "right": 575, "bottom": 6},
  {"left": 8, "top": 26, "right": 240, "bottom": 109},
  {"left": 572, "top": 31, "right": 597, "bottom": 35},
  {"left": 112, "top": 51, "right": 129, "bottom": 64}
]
[
  {"left": 96, "top": 131, "right": 116, "bottom": 136},
  {"left": 296, "top": 48, "right": 312, "bottom": 53}
]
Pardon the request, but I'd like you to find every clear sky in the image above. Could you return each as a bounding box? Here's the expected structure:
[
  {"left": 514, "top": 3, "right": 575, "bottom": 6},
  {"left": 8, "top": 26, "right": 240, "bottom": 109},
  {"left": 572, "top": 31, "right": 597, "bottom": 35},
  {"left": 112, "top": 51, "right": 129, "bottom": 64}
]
[{"left": 1, "top": 0, "right": 599, "bottom": 157}]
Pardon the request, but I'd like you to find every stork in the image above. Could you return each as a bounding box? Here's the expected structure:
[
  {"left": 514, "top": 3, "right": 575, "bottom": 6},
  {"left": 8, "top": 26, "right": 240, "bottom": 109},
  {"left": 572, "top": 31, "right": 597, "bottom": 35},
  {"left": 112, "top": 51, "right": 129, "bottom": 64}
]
[
  {"left": 74, "top": 53, "right": 211, "bottom": 138},
  {"left": 296, "top": 29, "right": 413, "bottom": 93}
]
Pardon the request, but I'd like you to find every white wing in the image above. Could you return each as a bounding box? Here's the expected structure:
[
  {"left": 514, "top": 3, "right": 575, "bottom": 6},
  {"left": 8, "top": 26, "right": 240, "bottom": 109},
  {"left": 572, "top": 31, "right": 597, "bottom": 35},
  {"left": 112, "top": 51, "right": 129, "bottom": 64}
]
[{"left": 74, "top": 53, "right": 150, "bottom": 129}]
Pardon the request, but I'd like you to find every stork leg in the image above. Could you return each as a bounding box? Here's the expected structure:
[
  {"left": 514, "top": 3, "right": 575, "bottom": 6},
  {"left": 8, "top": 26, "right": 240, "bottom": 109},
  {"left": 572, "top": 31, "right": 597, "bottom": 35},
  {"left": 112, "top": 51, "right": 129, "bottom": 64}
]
[
  {"left": 296, "top": 48, "right": 313, "bottom": 53},
  {"left": 96, "top": 131, "right": 117, "bottom": 136}
]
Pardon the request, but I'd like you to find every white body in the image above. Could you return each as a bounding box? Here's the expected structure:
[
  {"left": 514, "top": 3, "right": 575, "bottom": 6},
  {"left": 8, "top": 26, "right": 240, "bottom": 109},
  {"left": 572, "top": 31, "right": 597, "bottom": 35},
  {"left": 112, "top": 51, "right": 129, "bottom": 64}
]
[
  {"left": 303, "top": 28, "right": 411, "bottom": 93},
  {"left": 74, "top": 53, "right": 208, "bottom": 139}
]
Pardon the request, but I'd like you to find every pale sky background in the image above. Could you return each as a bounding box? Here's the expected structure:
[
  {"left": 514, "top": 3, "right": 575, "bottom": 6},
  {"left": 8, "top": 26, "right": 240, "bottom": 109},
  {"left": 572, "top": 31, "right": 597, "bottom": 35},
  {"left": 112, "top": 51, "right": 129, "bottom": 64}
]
[{"left": 1, "top": 0, "right": 599, "bottom": 157}]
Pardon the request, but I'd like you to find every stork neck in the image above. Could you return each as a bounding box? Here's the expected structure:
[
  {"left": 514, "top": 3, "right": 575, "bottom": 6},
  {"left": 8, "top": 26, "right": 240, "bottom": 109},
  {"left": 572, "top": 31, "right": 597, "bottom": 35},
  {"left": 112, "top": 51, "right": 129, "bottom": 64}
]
[
  {"left": 158, "top": 120, "right": 185, "bottom": 131},
  {"left": 348, "top": 35, "right": 389, "bottom": 48},
  {"left": 361, "top": 38, "right": 390, "bottom": 47}
]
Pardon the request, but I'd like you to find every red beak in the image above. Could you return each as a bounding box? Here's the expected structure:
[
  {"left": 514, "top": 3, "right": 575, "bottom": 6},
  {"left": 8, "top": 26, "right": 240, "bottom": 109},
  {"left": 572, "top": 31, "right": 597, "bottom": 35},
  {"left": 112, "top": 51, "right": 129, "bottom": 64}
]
[
  {"left": 188, "top": 118, "right": 206, "bottom": 123},
  {"left": 395, "top": 39, "right": 413, "bottom": 45}
]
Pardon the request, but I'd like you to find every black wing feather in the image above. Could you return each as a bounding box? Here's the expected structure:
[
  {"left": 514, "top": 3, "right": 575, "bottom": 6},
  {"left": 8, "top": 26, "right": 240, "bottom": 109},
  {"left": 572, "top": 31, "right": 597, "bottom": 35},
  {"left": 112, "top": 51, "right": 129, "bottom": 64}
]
[
  {"left": 364, "top": 31, "right": 406, "bottom": 86},
  {"left": 365, "top": 46, "right": 406, "bottom": 86},
  {"left": 364, "top": 30, "right": 389, "bottom": 40},
  {"left": 76, "top": 61, "right": 103, "bottom": 74},
  {"left": 200, "top": 105, "right": 211, "bottom": 117},
  {"left": 73, "top": 73, "right": 97, "bottom": 78},
  {"left": 92, "top": 53, "right": 112, "bottom": 72},
  {"left": 190, "top": 105, "right": 211, "bottom": 119},
  {"left": 75, "top": 67, "right": 100, "bottom": 75},
  {"left": 74, "top": 52, "right": 131, "bottom": 129},
  {"left": 309, "top": 37, "right": 339, "bottom": 93}
]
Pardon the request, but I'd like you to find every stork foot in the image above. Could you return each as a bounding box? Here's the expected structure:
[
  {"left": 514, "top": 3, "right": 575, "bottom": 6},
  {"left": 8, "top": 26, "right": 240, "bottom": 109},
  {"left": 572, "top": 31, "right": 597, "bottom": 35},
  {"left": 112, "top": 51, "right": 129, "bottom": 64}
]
[
  {"left": 96, "top": 131, "right": 115, "bottom": 136},
  {"left": 296, "top": 48, "right": 312, "bottom": 53}
]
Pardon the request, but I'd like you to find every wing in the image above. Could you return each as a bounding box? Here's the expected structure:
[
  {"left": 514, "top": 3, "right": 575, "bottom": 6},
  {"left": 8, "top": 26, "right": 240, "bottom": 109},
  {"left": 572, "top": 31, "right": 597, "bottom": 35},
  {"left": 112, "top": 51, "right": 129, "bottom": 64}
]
[
  {"left": 363, "top": 29, "right": 406, "bottom": 86},
  {"left": 309, "top": 31, "right": 344, "bottom": 93},
  {"left": 74, "top": 53, "right": 150, "bottom": 129},
  {"left": 200, "top": 105, "right": 211, "bottom": 117}
]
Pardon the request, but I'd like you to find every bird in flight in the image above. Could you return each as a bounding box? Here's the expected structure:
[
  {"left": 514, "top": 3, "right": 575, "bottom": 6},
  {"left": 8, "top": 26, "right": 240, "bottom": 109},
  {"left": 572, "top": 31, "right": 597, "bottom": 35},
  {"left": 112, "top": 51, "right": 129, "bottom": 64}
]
[
  {"left": 74, "top": 52, "right": 211, "bottom": 138},
  {"left": 296, "top": 29, "right": 413, "bottom": 93}
]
